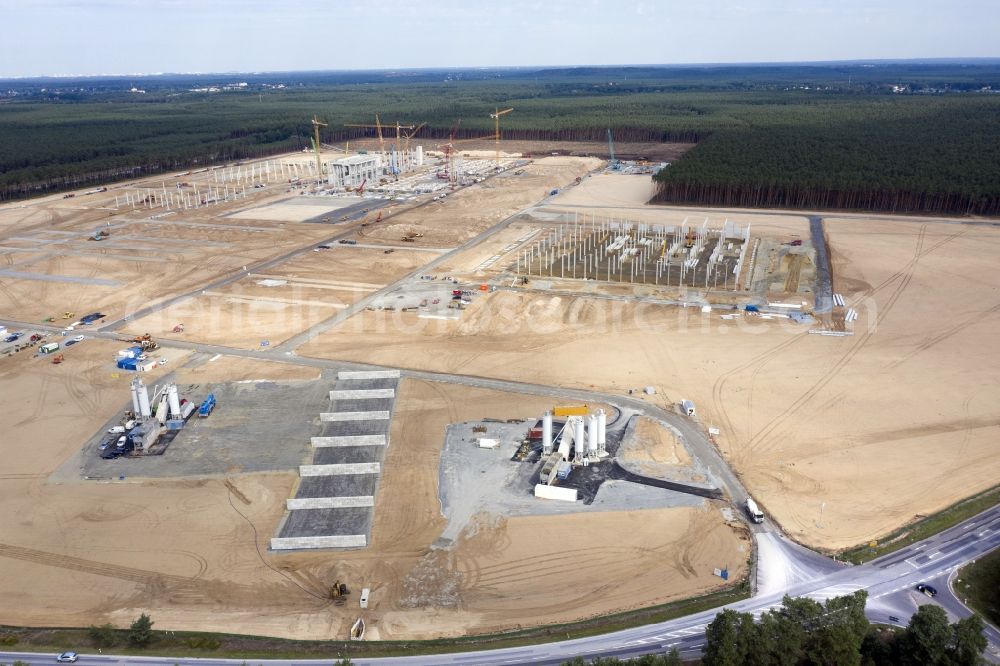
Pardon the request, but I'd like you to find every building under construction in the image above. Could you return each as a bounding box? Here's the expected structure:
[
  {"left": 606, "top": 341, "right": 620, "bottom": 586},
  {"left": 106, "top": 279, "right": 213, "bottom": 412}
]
[{"left": 515, "top": 217, "right": 752, "bottom": 290}]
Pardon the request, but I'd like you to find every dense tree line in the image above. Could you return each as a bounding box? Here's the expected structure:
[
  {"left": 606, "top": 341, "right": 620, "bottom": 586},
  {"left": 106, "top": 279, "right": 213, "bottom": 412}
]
[
  {"left": 700, "top": 591, "right": 987, "bottom": 666},
  {"left": 3, "top": 66, "right": 1000, "bottom": 210},
  {"left": 652, "top": 96, "right": 1000, "bottom": 216}
]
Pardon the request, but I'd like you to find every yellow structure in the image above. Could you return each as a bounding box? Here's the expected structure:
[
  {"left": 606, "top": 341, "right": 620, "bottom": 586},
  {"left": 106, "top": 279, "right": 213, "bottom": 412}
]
[
  {"left": 489, "top": 107, "right": 514, "bottom": 167},
  {"left": 553, "top": 405, "right": 589, "bottom": 417}
]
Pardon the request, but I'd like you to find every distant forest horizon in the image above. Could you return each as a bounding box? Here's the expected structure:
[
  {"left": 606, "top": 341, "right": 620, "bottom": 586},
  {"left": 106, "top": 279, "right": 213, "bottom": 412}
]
[{"left": 3, "top": 61, "right": 1000, "bottom": 215}]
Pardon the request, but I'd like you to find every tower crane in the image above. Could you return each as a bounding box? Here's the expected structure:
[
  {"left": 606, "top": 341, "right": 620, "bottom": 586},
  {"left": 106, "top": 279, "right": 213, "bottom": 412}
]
[
  {"left": 490, "top": 107, "right": 514, "bottom": 169},
  {"left": 345, "top": 116, "right": 420, "bottom": 174},
  {"left": 607, "top": 128, "right": 619, "bottom": 170},
  {"left": 311, "top": 115, "right": 328, "bottom": 180}
]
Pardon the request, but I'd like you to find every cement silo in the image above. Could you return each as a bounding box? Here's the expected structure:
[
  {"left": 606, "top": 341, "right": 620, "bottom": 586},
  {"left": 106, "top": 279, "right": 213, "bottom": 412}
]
[
  {"left": 542, "top": 411, "right": 553, "bottom": 455},
  {"left": 129, "top": 380, "right": 142, "bottom": 415},
  {"left": 167, "top": 385, "right": 182, "bottom": 419},
  {"left": 597, "top": 409, "right": 607, "bottom": 452},
  {"left": 574, "top": 417, "right": 585, "bottom": 460},
  {"left": 587, "top": 414, "right": 598, "bottom": 455}
]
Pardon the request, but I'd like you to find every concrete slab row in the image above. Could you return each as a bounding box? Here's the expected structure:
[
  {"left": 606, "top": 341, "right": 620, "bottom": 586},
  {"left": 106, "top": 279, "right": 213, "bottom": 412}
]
[
  {"left": 270, "top": 535, "right": 366, "bottom": 550},
  {"left": 311, "top": 435, "right": 386, "bottom": 447},
  {"left": 320, "top": 411, "right": 389, "bottom": 421},
  {"left": 330, "top": 388, "right": 395, "bottom": 399},
  {"left": 286, "top": 496, "right": 375, "bottom": 510},
  {"left": 300, "top": 462, "right": 381, "bottom": 476},
  {"left": 337, "top": 370, "right": 400, "bottom": 380}
]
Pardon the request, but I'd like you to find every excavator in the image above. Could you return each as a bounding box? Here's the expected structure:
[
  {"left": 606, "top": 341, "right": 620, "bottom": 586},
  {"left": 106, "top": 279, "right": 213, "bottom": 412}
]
[
  {"left": 329, "top": 580, "right": 349, "bottom": 606},
  {"left": 119, "top": 333, "right": 159, "bottom": 351},
  {"left": 51, "top": 354, "right": 65, "bottom": 365}
]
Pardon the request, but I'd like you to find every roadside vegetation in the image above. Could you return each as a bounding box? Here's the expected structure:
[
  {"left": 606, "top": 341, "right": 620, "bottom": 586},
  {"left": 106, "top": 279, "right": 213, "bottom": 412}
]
[
  {"left": 698, "top": 591, "right": 987, "bottom": 666},
  {"left": 955, "top": 547, "right": 1000, "bottom": 629},
  {"left": 838, "top": 485, "right": 1000, "bottom": 565},
  {"left": 3, "top": 63, "right": 1000, "bottom": 215},
  {"left": 0, "top": 583, "right": 747, "bottom": 660}
]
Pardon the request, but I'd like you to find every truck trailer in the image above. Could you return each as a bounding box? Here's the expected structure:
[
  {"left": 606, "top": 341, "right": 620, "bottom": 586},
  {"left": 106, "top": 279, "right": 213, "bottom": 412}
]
[{"left": 745, "top": 497, "right": 764, "bottom": 523}]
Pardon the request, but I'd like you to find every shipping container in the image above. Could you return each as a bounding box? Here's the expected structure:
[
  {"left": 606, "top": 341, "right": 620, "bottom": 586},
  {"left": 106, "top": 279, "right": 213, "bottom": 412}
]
[
  {"left": 534, "top": 484, "right": 577, "bottom": 502},
  {"left": 39, "top": 342, "right": 60, "bottom": 354}
]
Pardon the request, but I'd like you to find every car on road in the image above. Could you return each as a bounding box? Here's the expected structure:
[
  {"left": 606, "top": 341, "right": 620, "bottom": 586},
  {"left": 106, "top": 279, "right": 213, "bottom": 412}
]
[
  {"left": 56, "top": 652, "right": 79, "bottom": 662},
  {"left": 72, "top": 335, "right": 85, "bottom": 342},
  {"left": 916, "top": 583, "right": 937, "bottom": 597},
  {"left": 4, "top": 332, "right": 22, "bottom": 343}
]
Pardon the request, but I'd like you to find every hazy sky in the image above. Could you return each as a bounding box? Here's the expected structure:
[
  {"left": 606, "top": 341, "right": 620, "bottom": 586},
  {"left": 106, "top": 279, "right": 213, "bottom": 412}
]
[{"left": 1, "top": 0, "right": 998, "bottom": 77}]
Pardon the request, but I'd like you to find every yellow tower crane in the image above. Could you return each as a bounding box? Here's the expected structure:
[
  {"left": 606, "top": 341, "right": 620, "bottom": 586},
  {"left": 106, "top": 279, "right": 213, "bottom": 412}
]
[
  {"left": 311, "top": 115, "right": 327, "bottom": 181},
  {"left": 489, "top": 107, "right": 514, "bottom": 169}
]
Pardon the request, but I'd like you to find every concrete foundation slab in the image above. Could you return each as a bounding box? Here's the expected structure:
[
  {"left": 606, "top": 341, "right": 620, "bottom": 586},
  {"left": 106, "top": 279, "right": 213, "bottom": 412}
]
[
  {"left": 312, "top": 435, "right": 387, "bottom": 447},
  {"left": 320, "top": 411, "right": 389, "bottom": 421},
  {"left": 300, "top": 462, "right": 380, "bottom": 476},
  {"left": 337, "top": 370, "right": 400, "bottom": 380},
  {"left": 287, "top": 496, "right": 375, "bottom": 510},
  {"left": 271, "top": 535, "right": 366, "bottom": 550},
  {"left": 330, "top": 388, "right": 396, "bottom": 399}
]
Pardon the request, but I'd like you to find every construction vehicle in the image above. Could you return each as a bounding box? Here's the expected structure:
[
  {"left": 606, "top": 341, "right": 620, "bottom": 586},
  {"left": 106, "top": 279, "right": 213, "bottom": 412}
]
[
  {"left": 198, "top": 393, "right": 216, "bottom": 417},
  {"left": 51, "top": 354, "right": 65, "bottom": 364},
  {"left": 120, "top": 334, "right": 158, "bottom": 351},
  {"left": 401, "top": 231, "right": 423, "bottom": 242},
  {"left": 684, "top": 229, "right": 697, "bottom": 249},
  {"left": 329, "top": 580, "right": 350, "bottom": 606},
  {"left": 172, "top": 323, "right": 185, "bottom": 333},
  {"left": 88, "top": 228, "right": 110, "bottom": 241},
  {"left": 62, "top": 312, "right": 75, "bottom": 319},
  {"left": 350, "top": 618, "right": 365, "bottom": 641},
  {"left": 361, "top": 210, "right": 382, "bottom": 230}
]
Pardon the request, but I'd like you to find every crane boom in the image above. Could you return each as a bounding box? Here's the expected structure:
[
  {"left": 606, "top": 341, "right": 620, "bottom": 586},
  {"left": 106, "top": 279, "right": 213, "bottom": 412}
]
[
  {"left": 490, "top": 107, "right": 514, "bottom": 168},
  {"left": 311, "top": 115, "right": 328, "bottom": 180},
  {"left": 607, "top": 128, "right": 618, "bottom": 170}
]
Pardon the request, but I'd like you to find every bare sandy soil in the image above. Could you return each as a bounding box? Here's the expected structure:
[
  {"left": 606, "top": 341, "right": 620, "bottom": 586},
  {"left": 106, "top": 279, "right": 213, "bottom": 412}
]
[
  {"left": 0, "top": 361, "right": 743, "bottom": 639},
  {"left": 0, "top": 211, "right": 334, "bottom": 324},
  {"left": 3, "top": 144, "right": 997, "bottom": 641},
  {"left": 121, "top": 246, "right": 437, "bottom": 348},
  {"left": 299, "top": 219, "right": 1000, "bottom": 550}
]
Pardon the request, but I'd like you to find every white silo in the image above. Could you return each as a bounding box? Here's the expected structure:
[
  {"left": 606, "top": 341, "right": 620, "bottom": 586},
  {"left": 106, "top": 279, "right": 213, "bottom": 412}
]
[
  {"left": 587, "top": 414, "right": 598, "bottom": 455},
  {"left": 129, "top": 379, "right": 142, "bottom": 415},
  {"left": 597, "top": 409, "right": 607, "bottom": 451},
  {"left": 416, "top": 145, "right": 424, "bottom": 166},
  {"left": 558, "top": 423, "right": 572, "bottom": 461},
  {"left": 167, "top": 384, "right": 182, "bottom": 418},
  {"left": 574, "top": 417, "right": 585, "bottom": 460},
  {"left": 137, "top": 380, "right": 152, "bottom": 418},
  {"left": 542, "top": 411, "right": 553, "bottom": 455}
]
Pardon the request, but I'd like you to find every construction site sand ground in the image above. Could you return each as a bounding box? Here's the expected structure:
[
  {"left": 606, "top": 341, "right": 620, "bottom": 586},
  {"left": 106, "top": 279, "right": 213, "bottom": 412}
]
[
  {"left": 1, "top": 143, "right": 997, "bottom": 640},
  {"left": 299, "top": 207, "right": 1000, "bottom": 551},
  {"left": 121, "top": 247, "right": 439, "bottom": 349}
]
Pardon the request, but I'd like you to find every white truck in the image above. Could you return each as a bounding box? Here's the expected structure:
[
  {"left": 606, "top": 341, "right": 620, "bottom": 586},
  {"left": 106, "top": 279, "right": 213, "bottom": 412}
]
[
  {"left": 745, "top": 497, "right": 764, "bottom": 524},
  {"left": 681, "top": 399, "right": 696, "bottom": 416}
]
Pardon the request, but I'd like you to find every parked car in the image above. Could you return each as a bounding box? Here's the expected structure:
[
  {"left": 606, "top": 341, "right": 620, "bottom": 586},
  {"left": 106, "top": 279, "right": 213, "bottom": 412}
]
[
  {"left": 57, "top": 652, "right": 79, "bottom": 663},
  {"left": 72, "top": 335, "right": 85, "bottom": 342},
  {"left": 916, "top": 584, "right": 937, "bottom": 597},
  {"left": 98, "top": 439, "right": 114, "bottom": 451},
  {"left": 4, "top": 333, "right": 22, "bottom": 343}
]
